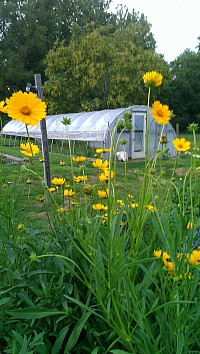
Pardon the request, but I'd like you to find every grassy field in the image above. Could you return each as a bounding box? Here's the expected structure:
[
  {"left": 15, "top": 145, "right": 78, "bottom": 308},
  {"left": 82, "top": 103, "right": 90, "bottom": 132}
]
[
  {"left": 0, "top": 132, "right": 200, "bottom": 352},
  {"left": 0, "top": 132, "right": 198, "bottom": 230}
]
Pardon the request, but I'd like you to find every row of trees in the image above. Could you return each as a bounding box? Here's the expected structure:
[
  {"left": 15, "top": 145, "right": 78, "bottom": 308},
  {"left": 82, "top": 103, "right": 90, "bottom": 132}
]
[{"left": 0, "top": 0, "right": 199, "bottom": 130}]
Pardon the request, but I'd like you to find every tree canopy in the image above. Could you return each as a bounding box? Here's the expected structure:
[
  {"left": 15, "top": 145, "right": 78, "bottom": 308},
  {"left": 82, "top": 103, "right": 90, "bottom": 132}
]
[
  {"left": 44, "top": 19, "right": 171, "bottom": 114},
  {"left": 0, "top": 0, "right": 113, "bottom": 98},
  {"left": 169, "top": 49, "right": 200, "bottom": 130}
]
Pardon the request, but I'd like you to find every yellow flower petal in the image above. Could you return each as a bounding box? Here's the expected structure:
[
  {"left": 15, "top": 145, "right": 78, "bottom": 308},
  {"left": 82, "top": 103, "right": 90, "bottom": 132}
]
[
  {"left": 6, "top": 91, "right": 46, "bottom": 126},
  {"left": 152, "top": 101, "right": 171, "bottom": 125}
]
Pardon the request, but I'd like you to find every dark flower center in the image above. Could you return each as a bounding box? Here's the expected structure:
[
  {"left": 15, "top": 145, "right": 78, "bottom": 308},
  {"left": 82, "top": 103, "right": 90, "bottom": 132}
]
[
  {"left": 157, "top": 109, "right": 163, "bottom": 117},
  {"left": 21, "top": 106, "right": 31, "bottom": 115}
]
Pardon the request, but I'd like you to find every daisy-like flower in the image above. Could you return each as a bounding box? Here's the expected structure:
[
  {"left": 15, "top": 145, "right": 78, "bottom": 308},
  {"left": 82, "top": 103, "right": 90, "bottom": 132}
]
[
  {"left": 20, "top": 142, "right": 40, "bottom": 156},
  {"left": 162, "top": 251, "right": 170, "bottom": 261},
  {"left": 6, "top": 91, "right": 46, "bottom": 126},
  {"left": 49, "top": 187, "right": 56, "bottom": 193},
  {"left": 130, "top": 203, "right": 138, "bottom": 208},
  {"left": 92, "top": 203, "right": 108, "bottom": 211},
  {"left": 146, "top": 204, "right": 156, "bottom": 212},
  {"left": 143, "top": 71, "right": 163, "bottom": 87},
  {"left": 51, "top": 177, "right": 66, "bottom": 186},
  {"left": 153, "top": 250, "right": 162, "bottom": 258},
  {"left": 59, "top": 159, "right": 65, "bottom": 166},
  {"left": 172, "top": 138, "right": 190, "bottom": 152},
  {"left": 117, "top": 199, "right": 124, "bottom": 206},
  {"left": 163, "top": 259, "right": 175, "bottom": 272},
  {"left": 96, "top": 148, "right": 110, "bottom": 154},
  {"left": 74, "top": 175, "right": 88, "bottom": 183},
  {"left": 188, "top": 250, "right": 200, "bottom": 265},
  {"left": 0, "top": 100, "right": 7, "bottom": 113},
  {"left": 36, "top": 194, "right": 44, "bottom": 202},
  {"left": 93, "top": 158, "right": 109, "bottom": 170},
  {"left": 64, "top": 189, "right": 75, "bottom": 197},
  {"left": 152, "top": 101, "right": 171, "bottom": 125},
  {"left": 98, "top": 189, "right": 109, "bottom": 198},
  {"left": 72, "top": 156, "right": 86, "bottom": 163},
  {"left": 99, "top": 169, "right": 114, "bottom": 182}
]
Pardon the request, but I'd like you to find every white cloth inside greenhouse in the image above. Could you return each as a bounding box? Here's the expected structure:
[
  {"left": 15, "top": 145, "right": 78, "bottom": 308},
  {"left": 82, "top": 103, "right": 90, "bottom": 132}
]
[{"left": 2, "top": 108, "right": 125, "bottom": 142}]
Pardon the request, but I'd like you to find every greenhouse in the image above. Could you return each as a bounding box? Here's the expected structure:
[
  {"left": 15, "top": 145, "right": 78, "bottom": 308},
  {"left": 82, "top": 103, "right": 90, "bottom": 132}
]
[{"left": 2, "top": 105, "right": 177, "bottom": 159}]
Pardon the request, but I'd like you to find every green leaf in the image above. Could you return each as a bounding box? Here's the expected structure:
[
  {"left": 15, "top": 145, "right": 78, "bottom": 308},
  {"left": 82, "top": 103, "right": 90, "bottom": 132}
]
[
  {"left": 52, "top": 326, "right": 70, "bottom": 354},
  {"left": 109, "top": 350, "right": 132, "bottom": 354},
  {"left": 0, "top": 297, "right": 11, "bottom": 306},
  {"left": 7, "top": 308, "right": 66, "bottom": 319},
  {"left": 91, "top": 348, "right": 100, "bottom": 354},
  {"left": 64, "top": 311, "right": 91, "bottom": 352}
]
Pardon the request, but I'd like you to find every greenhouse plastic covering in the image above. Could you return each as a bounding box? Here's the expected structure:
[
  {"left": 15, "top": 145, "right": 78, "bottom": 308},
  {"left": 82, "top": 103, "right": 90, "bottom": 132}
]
[{"left": 2, "top": 108, "right": 125, "bottom": 142}]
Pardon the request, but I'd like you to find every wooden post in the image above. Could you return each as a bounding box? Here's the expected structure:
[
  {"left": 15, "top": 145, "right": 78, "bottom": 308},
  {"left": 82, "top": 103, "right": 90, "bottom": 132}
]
[{"left": 34, "top": 74, "right": 51, "bottom": 187}]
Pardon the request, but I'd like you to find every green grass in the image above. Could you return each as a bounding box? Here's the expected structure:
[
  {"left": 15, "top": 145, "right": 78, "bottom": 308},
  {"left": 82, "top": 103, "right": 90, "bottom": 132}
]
[{"left": 0, "top": 132, "right": 199, "bottom": 228}]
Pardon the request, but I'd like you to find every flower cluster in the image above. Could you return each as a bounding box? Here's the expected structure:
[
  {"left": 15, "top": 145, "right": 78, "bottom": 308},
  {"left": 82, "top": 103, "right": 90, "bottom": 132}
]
[{"left": 154, "top": 249, "right": 200, "bottom": 275}]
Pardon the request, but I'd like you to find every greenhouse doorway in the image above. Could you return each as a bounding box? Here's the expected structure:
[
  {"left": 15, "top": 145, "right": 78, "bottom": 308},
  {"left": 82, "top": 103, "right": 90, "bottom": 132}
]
[{"left": 131, "top": 112, "right": 146, "bottom": 159}]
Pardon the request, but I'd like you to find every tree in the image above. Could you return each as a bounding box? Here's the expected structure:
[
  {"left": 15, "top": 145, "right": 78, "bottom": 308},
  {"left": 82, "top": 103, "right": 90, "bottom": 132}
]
[
  {"left": 169, "top": 49, "right": 200, "bottom": 131},
  {"left": 44, "top": 19, "right": 171, "bottom": 114},
  {"left": 0, "top": 0, "right": 113, "bottom": 99}
]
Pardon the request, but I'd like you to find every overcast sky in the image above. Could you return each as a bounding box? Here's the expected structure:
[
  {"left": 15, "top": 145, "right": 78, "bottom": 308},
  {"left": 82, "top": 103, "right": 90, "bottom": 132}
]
[{"left": 109, "top": 0, "right": 200, "bottom": 62}]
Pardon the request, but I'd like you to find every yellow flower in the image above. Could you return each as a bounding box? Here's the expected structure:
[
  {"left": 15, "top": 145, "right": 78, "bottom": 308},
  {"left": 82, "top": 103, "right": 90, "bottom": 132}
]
[
  {"left": 98, "top": 189, "right": 109, "bottom": 198},
  {"left": 57, "top": 206, "right": 69, "bottom": 213},
  {"left": 36, "top": 194, "right": 44, "bottom": 202},
  {"left": 130, "top": 203, "right": 138, "bottom": 208},
  {"left": 0, "top": 100, "right": 7, "bottom": 113},
  {"left": 153, "top": 250, "right": 162, "bottom": 258},
  {"left": 64, "top": 189, "right": 75, "bottom": 197},
  {"left": 74, "top": 175, "right": 88, "bottom": 183},
  {"left": 39, "top": 157, "right": 45, "bottom": 162},
  {"left": 51, "top": 177, "right": 66, "bottom": 185},
  {"left": 188, "top": 250, "right": 200, "bottom": 265},
  {"left": 187, "top": 221, "right": 194, "bottom": 229},
  {"left": 117, "top": 199, "right": 124, "bottom": 206},
  {"left": 162, "top": 251, "right": 170, "bottom": 261},
  {"left": 92, "top": 203, "right": 108, "bottom": 211},
  {"left": 146, "top": 204, "right": 156, "bottom": 212},
  {"left": 49, "top": 187, "right": 56, "bottom": 193},
  {"left": 96, "top": 148, "right": 110, "bottom": 154},
  {"left": 59, "top": 159, "right": 65, "bottom": 166},
  {"left": 93, "top": 159, "right": 109, "bottom": 170},
  {"left": 143, "top": 71, "right": 163, "bottom": 87},
  {"left": 20, "top": 142, "right": 40, "bottom": 156},
  {"left": 99, "top": 169, "right": 114, "bottom": 182},
  {"left": 72, "top": 156, "right": 86, "bottom": 163},
  {"left": 163, "top": 259, "right": 175, "bottom": 272},
  {"left": 6, "top": 91, "right": 46, "bottom": 126},
  {"left": 152, "top": 101, "right": 171, "bottom": 125},
  {"left": 172, "top": 138, "right": 190, "bottom": 152},
  {"left": 17, "top": 224, "right": 24, "bottom": 231}
]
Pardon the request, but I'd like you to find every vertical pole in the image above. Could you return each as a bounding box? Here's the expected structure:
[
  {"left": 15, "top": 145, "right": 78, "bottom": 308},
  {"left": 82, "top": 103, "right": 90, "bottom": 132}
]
[{"left": 34, "top": 74, "right": 51, "bottom": 187}]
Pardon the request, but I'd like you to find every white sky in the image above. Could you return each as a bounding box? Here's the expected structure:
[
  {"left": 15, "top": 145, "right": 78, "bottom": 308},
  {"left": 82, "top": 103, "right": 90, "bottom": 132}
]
[{"left": 109, "top": 0, "right": 200, "bottom": 62}]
